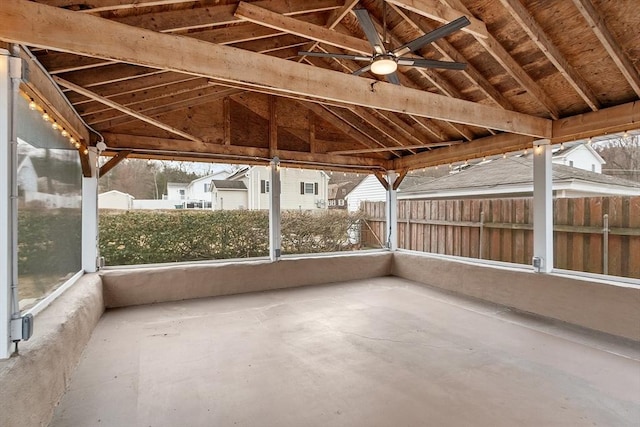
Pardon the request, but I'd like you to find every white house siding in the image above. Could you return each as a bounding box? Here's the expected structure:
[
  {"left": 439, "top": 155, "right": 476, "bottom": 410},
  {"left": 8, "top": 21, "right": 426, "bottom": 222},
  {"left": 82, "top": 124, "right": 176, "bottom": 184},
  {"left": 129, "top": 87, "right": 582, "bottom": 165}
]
[
  {"left": 213, "top": 189, "right": 248, "bottom": 210},
  {"left": 279, "top": 167, "right": 328, "bottom": 211},
  {"left": 346, "top": 175, "right": 386, "bottom": 212},
  {"left": 552, "top": 144, "right": 604, "bottom": 173}
]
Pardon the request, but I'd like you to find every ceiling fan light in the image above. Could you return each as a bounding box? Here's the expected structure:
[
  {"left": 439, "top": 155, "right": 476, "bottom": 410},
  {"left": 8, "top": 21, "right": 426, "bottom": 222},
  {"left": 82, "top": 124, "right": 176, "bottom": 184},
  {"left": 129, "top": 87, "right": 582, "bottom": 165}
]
[{"left": 371, "top": 57, "right": 397, "bottom": 75}]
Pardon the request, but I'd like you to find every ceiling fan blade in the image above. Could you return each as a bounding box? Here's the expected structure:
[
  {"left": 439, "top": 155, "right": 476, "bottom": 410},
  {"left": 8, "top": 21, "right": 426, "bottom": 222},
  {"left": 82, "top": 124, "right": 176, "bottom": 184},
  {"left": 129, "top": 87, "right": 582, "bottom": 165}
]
[
  {"left": 353, "top": 64, "right": 372, "bottom": 76},
  {"left": 353, "top": 9, "right": 386, "bottom": 55},
  {"left": 298, "top": 51, "right": 372, "bottom": 61},
  {"left": 393, "top": 16, "right": 471, "bottom": 56},
  {"left": 386, "top": 72, "right": 401, "bottom": 85},
  {"left": 397, "top": 58, "right": 467, "bottom": 70}
]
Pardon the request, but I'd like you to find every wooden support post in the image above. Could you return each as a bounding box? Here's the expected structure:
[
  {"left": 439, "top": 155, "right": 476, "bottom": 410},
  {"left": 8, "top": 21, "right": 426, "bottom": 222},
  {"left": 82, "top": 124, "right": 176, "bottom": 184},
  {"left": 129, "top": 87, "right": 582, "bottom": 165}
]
[
  {"left": 532, "top": 141, "right": 553, "bottom": 273},
  {"left": 269, "top": 157, "right": 281, "bottom": 261},
  {"left": 99, "top": 150, "right": 131, "bottom": 177}
]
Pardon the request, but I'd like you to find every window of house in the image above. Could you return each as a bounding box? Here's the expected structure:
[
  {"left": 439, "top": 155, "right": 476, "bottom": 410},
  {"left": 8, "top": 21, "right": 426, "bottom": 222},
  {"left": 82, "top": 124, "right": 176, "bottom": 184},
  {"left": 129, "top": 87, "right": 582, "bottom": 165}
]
[
  {"left": 260, "top": 179, "right": 270, "bottom": 193},
  {"left": 179, "top": 189, "right": 185, "bottom": 199},
  {"left": 300, "top": 182, "right": 318, "bottom": 195},
  {"left": 592, "top": 164, "right": 596, "bottom": 172},
  {"left": 569, "top": 160, "right": 574, "bottom": 167},
  {"left": 204, "top": 183, "right": 210, "bottom": 192},
  {"left": 338, "top": 199, "right": 345, "bottom": 206}
]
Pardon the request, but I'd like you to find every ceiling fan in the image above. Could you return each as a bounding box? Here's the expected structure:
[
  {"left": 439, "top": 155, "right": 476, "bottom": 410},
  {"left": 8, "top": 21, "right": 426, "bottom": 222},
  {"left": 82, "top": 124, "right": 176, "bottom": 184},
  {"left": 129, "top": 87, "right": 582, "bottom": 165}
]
[{"left": 299, "top": 8, "right": 470, "bottom": 85}]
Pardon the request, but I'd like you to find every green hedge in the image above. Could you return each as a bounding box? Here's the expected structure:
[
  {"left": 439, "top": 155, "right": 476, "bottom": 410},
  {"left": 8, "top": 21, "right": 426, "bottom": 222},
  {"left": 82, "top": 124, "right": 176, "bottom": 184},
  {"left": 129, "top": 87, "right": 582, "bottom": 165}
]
[
  {"left": 99, "top": 210, "right": 363, "bottom": 266},
  {"left": 18, "top": 209, "right": 82, "bottom": 275}
]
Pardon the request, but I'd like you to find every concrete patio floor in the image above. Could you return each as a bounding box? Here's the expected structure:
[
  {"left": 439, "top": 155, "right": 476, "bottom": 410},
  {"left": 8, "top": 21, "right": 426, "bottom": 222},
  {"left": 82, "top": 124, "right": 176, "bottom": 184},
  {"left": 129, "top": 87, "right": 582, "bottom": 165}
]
[{"left": 50, "top": 277, "right": 640, "bottom": 427}]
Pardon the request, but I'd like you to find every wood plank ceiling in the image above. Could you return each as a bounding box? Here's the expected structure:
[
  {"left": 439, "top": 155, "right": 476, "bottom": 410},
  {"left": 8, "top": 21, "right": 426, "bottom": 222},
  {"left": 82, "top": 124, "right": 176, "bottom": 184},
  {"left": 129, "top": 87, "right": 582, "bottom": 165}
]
[{"left": 1, "top": 0, "right": 639, "bottom": 174}]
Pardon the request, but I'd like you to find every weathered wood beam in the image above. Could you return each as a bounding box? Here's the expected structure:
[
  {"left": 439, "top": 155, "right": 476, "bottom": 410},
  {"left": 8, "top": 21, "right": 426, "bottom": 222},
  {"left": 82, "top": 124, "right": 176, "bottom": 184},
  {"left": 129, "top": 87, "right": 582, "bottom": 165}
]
[
  {"left": 329, "top": 143, "right": 454, "bottom": 154},
  {"left": 113, "top": 0, "right": 342, "bottom": 33},
  {"left": 102, "top": 133, "right": 389, "bottom": 169},
  {"left": 19, "top": 49, "right": 90, "bottom": 143},
  {"left": 296, "top": 101, "right": 392, "bottom": 157},
  {"left": 97, "top": 87, "right": 241, "bottom": 129},
  {"left": 551, "top": 101, "right": 640, "bottom": 144},
  {"left": 77, "top": 77, "right": 211, "bottom": 116},
  {"left": 497, "top": 0, "right": 600, "bottom": 111},
  {"left": 392, "top": 169, "right": 409, "bottom": 190},
  {"left": 298, "top": 0, "right": 360, "bottom": 62},
  {"left": 372, "top": 110, "right": 433, "bottom": 146},
  {"left": 388, "top": 3, "right": 512, "bottom": 110},
  {"left": 570, "top": 0, "right": 640, "bottom": 97},
  {"left": 393, "top": 133, "right": 535, "bottom": 169},
  {"left": 54, "top": 77, "right": 202, "bottom": 142},
  {"left": 223, "top": 97, "right": 231, "bottom": 146},
  {"left": 58, "top": 64, "right": 163, "bottom": 88},
  {"left": 99, "top": 150, "right": 131, "bottom": 177},
  {"left": 79, "top": 147, "right": 91, "bottom": 177},
  {"left": 235, "top": 2, "right": 372, "bottom": 55},
  {"left": 373, "top": 171, "right": 390, "bottom": 190},
  {"left": 349, "top": 107, "right": 418, "bottom": 152},
  {"left": 39, "top": 0, "right": 193, "bottom": 14},
  {"left": 405, "top": 0, "right": 560, "bottom": 119},
  {"left": 0, "top": 0, "right": 551, "bottom": 137},
  {"left": 37, "top": 52, "right": 116, "bottom": 74}
]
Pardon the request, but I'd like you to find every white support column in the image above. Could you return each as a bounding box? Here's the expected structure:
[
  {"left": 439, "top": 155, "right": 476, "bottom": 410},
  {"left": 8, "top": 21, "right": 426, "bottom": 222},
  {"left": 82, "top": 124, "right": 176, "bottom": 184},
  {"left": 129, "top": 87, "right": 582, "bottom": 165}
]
[
  {"left": 386, "top": 170, "right": 398, "bottom": 251},
  {"left": 533, "top": 141, "right": 553, "bottom": 273},
  {"left": 0, "top": 48, "right": 18, "bottom": 359},
  {"left": 269, "top": 157, "right": 281, "bottom": 261},
  {"left": 82, "top": 149, "right": 99, "bottom": 272}
]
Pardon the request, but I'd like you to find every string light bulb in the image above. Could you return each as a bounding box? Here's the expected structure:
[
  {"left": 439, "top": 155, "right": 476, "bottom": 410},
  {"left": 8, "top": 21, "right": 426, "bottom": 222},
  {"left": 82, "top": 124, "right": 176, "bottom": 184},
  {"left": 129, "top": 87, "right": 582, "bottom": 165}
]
[
  {"left": 74, "top": 142, "right": 81, "bottom": 149},
  {"left": 28, "top": 99, "right": 37, "bottom": 110},
  {"left": 524, "top": 148, "right": 528, "bottom": 155},
  {"left": 61, "top": 129, "right": 69, "bottom": 138},
  {"left": 560, "top": 142, "right": 565, "bottom": 150},
  {"left": 52, "top": 122, "right": 59, "bottom": 130},
  {"left": 42, "top": 111, "right": 50, "bottom": 122},
  {"left": 69, "top": 137, "right": 76, "bottom": 145},
  {"left": 82, "top": 148, "right": 89, "bottom": 155},
  {"left": 435, "top": 165, "right": 438, "bottom": 170},
  {"left": 502, "top": 153, "right": 507, "bottom": 159},
  {"left": 623, "top": 130, "right": 629, "bottom": 138},
  {"left": 587, "top": 137, "right": 593, "bottom": 146}
]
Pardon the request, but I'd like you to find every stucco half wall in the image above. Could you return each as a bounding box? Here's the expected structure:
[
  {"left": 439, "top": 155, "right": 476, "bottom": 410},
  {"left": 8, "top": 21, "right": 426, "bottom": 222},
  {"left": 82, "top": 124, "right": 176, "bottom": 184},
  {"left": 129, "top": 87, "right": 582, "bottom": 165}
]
[
  {"left": 392, "top": 251, "right": 640, "bottom": 341},
  {"left": 0, "top": 274, "right": 103, "bottom": 427},
  {"left": 101, "top": 252, "right": 394, "bottom": 308}
]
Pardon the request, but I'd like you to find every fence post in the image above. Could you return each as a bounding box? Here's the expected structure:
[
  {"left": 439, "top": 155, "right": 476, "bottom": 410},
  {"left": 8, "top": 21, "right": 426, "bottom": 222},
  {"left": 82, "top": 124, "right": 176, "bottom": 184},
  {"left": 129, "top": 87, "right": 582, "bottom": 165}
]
[
  {"left": 603, "top": 214, "right": 609, "bottom": 275},
  {"left": 479, "top": 211, "right": 485, "bottom": 259}
]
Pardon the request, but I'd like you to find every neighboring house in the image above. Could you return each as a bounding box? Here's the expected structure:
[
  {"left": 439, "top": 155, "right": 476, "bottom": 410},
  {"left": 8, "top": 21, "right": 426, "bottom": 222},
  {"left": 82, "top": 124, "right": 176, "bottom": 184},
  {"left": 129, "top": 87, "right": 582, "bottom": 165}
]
[
  {"left": 345, "top": 175, "right": 386, "bottom": 212},
  {"left": 99, "top": 190, "right": 134, "bottom": 210},
  {"left": 400, "top": 157, "right": 640, "bottom": 200},
  {"left": 345, "top": 173, "right": 437, "bottom": 212},
  {"left": 226, "top": 166, "right": 329, "bottom": 211},
  {"left": 552, "top": 143, "right": 605, "bottom": 173},
  {"left": 328, "top": 175, "right": 364, "bottom": 209},
  {"left": 211, "top": 180, "right": 248, "bottom": 210},
  {"left": 165, "top": 165, "right": 237, "bottom": 207}
]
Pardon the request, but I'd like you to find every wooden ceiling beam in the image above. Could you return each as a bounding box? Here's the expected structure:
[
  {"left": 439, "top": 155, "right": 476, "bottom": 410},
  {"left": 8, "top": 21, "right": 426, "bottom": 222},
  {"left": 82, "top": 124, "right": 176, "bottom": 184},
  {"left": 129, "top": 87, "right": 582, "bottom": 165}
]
[
  {"left": 54, "top": 77, "right": 203, "bottom": 142},
  {"left": 295, "top": 101, "right": 392, "bottom": 158},
  {"left": 58, "top": 64, "right": 163, "bottom": 88},
  {"left": 234, "top": 2, "right": 372, "bottom": 55},
  {"left": 36, "top": 52, "right": 116, "bottom": 74},
  {"left": 113, "top": 0, "right": 342, "bottom": 33},
  {"left": 349, "top": 107, "right": 419, "bottom": 153},
  {"left": 373, "top": 110, "right": 436, "bottom": 145},
  {"left": 189, "top": 24, "right": 283, "bottom": 45},
  {"left": 388, "top": 3, "right": 513, "bottom": 110},
  {"left": 298, "top": 0, "right": 360, "bottom": 62},
  {"left": 551, "top": 101, "right": 640, "bottom": 144},
  {"left": 329, "top": 143, "right": 456, "bottom": 155},
  {"left": 571, "top": 0, "right": 640, "bottom": 97},
  {"left": 39, "top": 0, "right": 193, "bottom": 14},
  {"left": 66, "top": 72, "right": 194, "bottom": 105},
  {"left": 102, "top": 133, "right": 388, "bottom": 169},
  {"left": 93, "top": 87, "right": 242, "bottom": 129},
  {"left": 0, "top": 0, "right": 551, "bottom": 137},
  {"left": 77, "top": 77, "right": 212, "bottom": 116},
  {"left": 18, "top": 48, "right": 90, "bottom": 143},
  {"left": 99, "top": 150, "right": 131, "bottom": 177},
  {"left": 395, "top": 0, "right": 559, "bottom": 119},
  {"left": 393, "top": 133, "right": 536, "bottom": 169},
  {"left": 497, "top": 0, "right": 600, "bottom": 111},
  {"left": 384, "top": 0, "right": 489, "bottom": 39}
]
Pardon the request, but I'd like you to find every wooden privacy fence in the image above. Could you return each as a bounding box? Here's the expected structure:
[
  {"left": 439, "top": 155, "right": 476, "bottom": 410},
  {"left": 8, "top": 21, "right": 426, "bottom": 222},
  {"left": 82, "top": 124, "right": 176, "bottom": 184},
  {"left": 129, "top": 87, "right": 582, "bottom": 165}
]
[{"left": 361, "top": 196, "right": 640, "bottom": 279}]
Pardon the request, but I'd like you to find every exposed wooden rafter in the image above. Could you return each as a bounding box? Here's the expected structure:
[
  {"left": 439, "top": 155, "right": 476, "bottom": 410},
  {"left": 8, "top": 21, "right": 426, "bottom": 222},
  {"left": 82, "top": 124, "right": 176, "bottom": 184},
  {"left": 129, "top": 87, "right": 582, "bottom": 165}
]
[
  {"left": 570, "top": 0, "right": 640, "bottom": 97},
  {"left": 497, "top": 0, "right": 600, "bottom": 111},
  {"left": 0, "top": 0, "right": 551, "bottom": 136},
  {"left": 54, "top": 77, "right": 203, "bottom": 142},
  {"left": 391, "top": 0, "right": 560, "bottom": 119},
  {"left": 99, "top": 150, "right": 131, "bottom": 177}
]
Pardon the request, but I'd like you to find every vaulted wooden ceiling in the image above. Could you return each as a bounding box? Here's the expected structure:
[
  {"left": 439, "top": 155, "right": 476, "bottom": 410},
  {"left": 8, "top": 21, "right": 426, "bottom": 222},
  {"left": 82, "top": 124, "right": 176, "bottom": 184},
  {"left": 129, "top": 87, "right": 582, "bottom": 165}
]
[{"left": 1, "top": 0, "right": 638, "bottom": 175}]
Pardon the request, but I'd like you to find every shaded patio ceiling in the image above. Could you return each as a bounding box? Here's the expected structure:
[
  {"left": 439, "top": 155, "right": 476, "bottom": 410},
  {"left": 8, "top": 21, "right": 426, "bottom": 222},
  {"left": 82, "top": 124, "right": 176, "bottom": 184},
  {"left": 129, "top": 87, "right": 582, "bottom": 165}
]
[{"left": 0, "top": 0, "right": 638, "bottom": 175}]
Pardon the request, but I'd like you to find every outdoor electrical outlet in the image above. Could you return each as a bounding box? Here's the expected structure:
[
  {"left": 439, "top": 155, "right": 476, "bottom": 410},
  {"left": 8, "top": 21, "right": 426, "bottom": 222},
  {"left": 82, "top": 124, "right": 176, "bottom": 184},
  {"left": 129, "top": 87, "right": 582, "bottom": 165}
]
[
  {"left": 10, "top": 314, "right": 33, "bottom": 342},
  {"left": 532, "top": 257, "right": 542, "bottom": 272}
]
